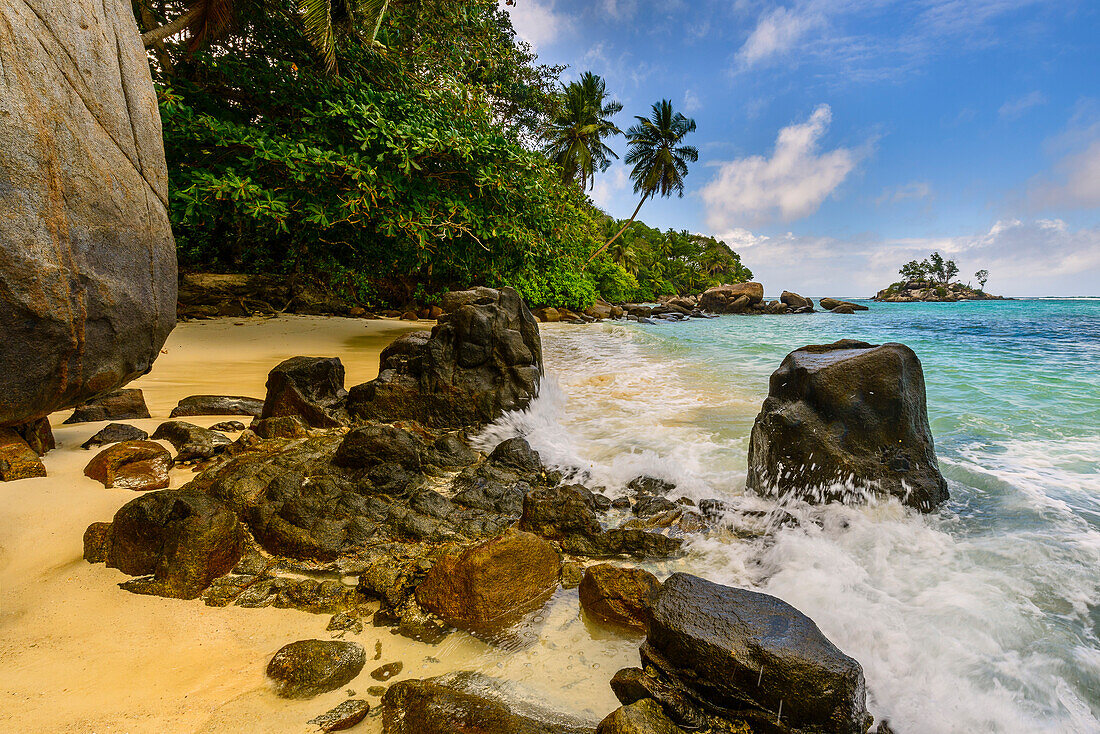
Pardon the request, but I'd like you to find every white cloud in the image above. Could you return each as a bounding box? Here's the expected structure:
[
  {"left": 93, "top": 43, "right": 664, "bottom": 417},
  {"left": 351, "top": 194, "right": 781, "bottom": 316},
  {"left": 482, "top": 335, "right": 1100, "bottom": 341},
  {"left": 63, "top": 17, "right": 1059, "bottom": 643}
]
[
  {"left": 999, "top": 91, "right": 1047, "bottom": 120},
  {"left": 590, "top": 163, "right": 631, "bottom": 213},
  {"left": 702, "top": 105, "right": 864, "bottom": 229},
  {"left": 1028, "top": 113, "right": 1100, "bottom": 210},
  {"left": 683, "top": 89, "right": 702, "bottom": 114},
  {"left": 502, "top": 0, "right": 571, "bottom": 50},
  {"left": 599, "top": 0, "right": 637, "bottom": 20},
  {"left": 877, "top": 181, "right": 932, "bottom": 205},
  {"left": 735, "top": 5, "right": 821, "bottom": 69}
]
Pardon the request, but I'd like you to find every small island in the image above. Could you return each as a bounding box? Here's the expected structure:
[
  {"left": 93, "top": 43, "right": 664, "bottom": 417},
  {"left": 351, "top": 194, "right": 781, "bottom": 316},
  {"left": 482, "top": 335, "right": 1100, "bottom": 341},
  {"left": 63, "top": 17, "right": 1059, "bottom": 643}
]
[{"left": 875, "top": 252, "right": 1004, "bottom": 302}]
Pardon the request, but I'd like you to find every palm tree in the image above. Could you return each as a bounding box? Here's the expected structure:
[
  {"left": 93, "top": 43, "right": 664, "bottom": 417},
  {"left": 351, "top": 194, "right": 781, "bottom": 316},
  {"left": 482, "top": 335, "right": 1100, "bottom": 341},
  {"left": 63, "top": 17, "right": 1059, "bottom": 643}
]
[
  {"left": 588, "top": 100, "right": 697, "bottom": 263},
  {"left": 541, "top": 72, "right": 623, "bottom": 189},
  {"left": 607, "top": 239, "right": 639, "bottom": 274},
  {"left": 139, "top": 0, "right": 388, "bottom": 74}
]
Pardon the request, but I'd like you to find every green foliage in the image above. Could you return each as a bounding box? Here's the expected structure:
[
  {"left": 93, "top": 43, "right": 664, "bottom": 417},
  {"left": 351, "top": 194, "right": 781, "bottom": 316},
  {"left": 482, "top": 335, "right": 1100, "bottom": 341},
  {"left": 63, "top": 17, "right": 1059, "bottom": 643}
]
[
  {"left": 975, "top": 269, "right": 989, "bottom": 290},
  {"left": 899, "top": 251, "right": 962, "bottom": 285},
  {"left": 541, "top": 72, "right": 623, "bottom": 189},
  {"left": 589, "top": 258, "right": 639, "bottom": 304}
]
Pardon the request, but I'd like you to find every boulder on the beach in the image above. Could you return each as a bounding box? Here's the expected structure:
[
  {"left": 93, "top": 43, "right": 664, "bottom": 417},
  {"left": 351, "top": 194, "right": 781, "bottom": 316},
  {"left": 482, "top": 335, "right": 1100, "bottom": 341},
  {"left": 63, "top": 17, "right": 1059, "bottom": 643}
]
[
  {"left": 106, "top": 488, "right": 243, "bottom": 599},
  {"left": 63, "top": 389, "right": 151, "bottom": 424},
  {"left": 261, "top": 356, "right": 349, "bottom": 428},
  {"left": 536, "top": 307, "right": 562, "bottom": 323},
  {"left": 81, "top": 423, "right": 149, "bottom": 450},
  {"left": 781, "top": 291, "right": 814, "bottom": 310},
  {"left": 347, "top": 287, "right": 542, "bottom": 428},
  {"left": 597, "top": 699, "right": 688, "bottom": 734},
  {"left": 820, "top": 297, "right": 868, "bottom": 311},
  {"left": 83, "top": 522, "right": 113, "bottom": 563},
  {"left": 266, "top": 639, "right": 366, "bottom": 699},
  {"left": 209, "top": 420, "right": 247, "bottom": 433},
  {"left": 640, "top": 573, "right": 870, "bottom": 733},
  {"left": 746, "top": 339, "right": 949, "bottom": 511},
  {"left": 309, "top": 699, "right": 371, "bottom": 732},
  {"left": 579, "top": 564, "right": 661, "bottom": 631},
  {"left": 170, "top": 395, "right": 264, "bottom": 418},
  {"left": 83, "top": 440, "right": 172, "bottom": 491},
  {"left": 698, "top": 283, "right": 764, "bottom": 313},
  {"left": 0, "top": 0, "right": 175, "bottom": 429},
  {"left": 152, "top": 421, "right": 233, "bottom": 462},
  {"left": 12, "top": 418, "right": 55, "bottom": 456},
  {"left": 250, "top": 415, "right": 311, "bottom": 439},
  {"left": 381, "top": 672, "right": 594, "bottom": 734},
  {"left": 415, "top": 529, "right": 560, "bottom": 633},
  {"left": 333, "top": 424, "right": 426, "bottom": 472},
  {"left": 0, "top": 428, "right": 47, "bottom": 481}
]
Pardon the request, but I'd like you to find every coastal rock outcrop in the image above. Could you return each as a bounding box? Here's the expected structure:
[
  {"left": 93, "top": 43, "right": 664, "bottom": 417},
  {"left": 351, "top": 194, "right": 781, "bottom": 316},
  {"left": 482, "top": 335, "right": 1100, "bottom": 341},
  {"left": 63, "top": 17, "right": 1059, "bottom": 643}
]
[
  {"left": 698, "top": 282, "right": 764, "bottom": 313},
  {"left": 819, "top": 298, "right": 868, "bottom": 312},
  {"left": 578, "top": 564, "right": 660, "bottom": 631},
  {"left": 781, "top": 291, "right": 814, "bottom": 309},
  {"left": 63, "top": 390, "right": 151, "bottom": 424},
  {"left": 609, "top": 573, "right": 870, "bottom": 733},
  {"left": 170, "top": 395, "right": 264, "bottom": 418},
  {"left": 0, "top": 0, "right": 176, "bottom": 428},
  {"left": 81, "top": 423, "right": 149, "bottom": 450},
  {"left": 266, "top": 639, "right": 366, "bottom": 699},
  {"left": 0, "top": 428, "right": 47, "bottom": 481},
  {"left": 83, "top": 440, "right": 171, "bottom": 490},
  {"left": 348, "top": 287, "right": 542, "bottom": 428},
  {"left": 152, "top": 421, "right": 233, "bottom": 461},
  {"left": 261, "top": 357, "right": 349, "bottom": 428},
  {"left": 746, "top": 339, "right": 948, "bottom": 511},
  {"left": 875, "top": 279, "right": 1004, "bottom": 302}
]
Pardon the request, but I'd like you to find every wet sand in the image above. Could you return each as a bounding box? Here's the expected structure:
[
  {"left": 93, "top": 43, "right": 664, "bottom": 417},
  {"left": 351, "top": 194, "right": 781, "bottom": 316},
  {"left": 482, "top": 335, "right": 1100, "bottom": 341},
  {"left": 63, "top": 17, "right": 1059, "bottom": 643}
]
[{"left": 0, "top": 315, "right": 634, "bottom": 733}]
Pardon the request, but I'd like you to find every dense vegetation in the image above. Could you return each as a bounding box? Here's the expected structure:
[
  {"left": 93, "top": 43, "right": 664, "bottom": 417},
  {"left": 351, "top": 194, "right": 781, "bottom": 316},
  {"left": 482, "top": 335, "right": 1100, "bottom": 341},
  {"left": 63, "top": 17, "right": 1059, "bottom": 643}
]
[{"left": 136, "top": 0, "right": 750, "bottom": 309}]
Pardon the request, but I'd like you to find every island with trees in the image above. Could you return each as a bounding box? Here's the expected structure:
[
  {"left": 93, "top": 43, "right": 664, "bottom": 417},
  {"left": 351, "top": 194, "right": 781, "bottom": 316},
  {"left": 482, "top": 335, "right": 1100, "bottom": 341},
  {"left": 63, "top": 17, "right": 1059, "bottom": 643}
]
[{"left": 874, "top": 252, "right": 1004, "bottom": 302}]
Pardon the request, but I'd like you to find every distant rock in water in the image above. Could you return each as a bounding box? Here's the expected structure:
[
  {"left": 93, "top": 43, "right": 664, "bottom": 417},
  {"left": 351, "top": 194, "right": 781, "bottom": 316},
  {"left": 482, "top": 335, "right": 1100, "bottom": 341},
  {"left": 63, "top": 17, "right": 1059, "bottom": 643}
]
[
  {"left": 347, "top": 287, "right": 542, "bottom": 428},
  {"left": 746, "top": 339, "right": 948, "bottom": 511},
  {"left": 0, "top": 0, "right": 176, "bottom": 429},
  {"left": 875, "top": 280, "right": 1005, "bottom": 302},
  {"left": 698, "top": 282, "right": 764, "bottom": 313}
]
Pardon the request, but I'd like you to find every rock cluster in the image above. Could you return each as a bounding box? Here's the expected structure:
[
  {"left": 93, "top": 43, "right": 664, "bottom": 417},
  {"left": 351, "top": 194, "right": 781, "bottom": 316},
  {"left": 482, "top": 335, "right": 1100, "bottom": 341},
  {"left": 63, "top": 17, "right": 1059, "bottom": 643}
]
[
  {"left": 747, "top": 339, "right": 949, "bottom": 511},
  {"left": 875, "top": 279, "right": 1004, "bottom": 302}
]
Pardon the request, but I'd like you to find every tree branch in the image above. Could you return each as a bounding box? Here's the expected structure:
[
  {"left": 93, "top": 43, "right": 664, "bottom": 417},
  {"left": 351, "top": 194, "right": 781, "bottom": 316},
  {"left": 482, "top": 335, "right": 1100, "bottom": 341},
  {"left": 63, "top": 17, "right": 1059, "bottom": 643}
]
[{"left": 142, "top": 6, "right": 200, "bottom": 48}]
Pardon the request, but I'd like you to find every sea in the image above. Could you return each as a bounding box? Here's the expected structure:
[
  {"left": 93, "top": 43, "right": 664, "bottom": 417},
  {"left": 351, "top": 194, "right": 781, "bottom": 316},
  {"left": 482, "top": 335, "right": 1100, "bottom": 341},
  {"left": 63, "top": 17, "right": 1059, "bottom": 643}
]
[{"left": 476, "top": 298, "right": 1100, "bottom": 733}]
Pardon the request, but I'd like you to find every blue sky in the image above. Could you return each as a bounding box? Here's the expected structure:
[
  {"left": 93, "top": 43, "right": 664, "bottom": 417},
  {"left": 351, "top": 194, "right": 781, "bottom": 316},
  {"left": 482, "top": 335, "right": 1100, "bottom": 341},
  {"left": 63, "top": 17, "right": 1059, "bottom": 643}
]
[{"left": 503, "top": 0, "right": 1100, "bottom": 296}]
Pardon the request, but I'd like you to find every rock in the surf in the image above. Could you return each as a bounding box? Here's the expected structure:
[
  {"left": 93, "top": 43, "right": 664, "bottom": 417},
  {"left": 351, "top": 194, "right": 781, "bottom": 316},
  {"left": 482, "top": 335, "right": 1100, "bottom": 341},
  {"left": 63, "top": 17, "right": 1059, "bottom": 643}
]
[
  {"left": 579, "top": 564, "right": 661, "bottom": 631},
  {"left": 261, "top": 356, "right": 349, "bottom": 428},
  {"left": 597, "top": 699, "right": 688, "bottom": 734},
  {"left": 781, "top": 291, "right": 814, "bottom": 310},
  {"left": 266, "top": 639, "right": 366, "bottom": 699},
  {"left": 347, "top": 287, "right": 542, "bottom": 428},
  {"left": 152, "top": 420, "right": 233, "bottom": 461},
  {"left": 63, "top": 389, "right": 151, "bottom": 424},
  {"left": 746, "top": 339, "right": 948, "bottom": 510},
  {"left": 0, "top": 0, "right": 175, "bottom": 430},
  {"left": 638, "top": 573, "right": 870, "bottom": 733},
  {"left": 170, "top": 395, "right": 264, "bottom": 418},
  {"left": 83, "top": 440, "right": 172, "bottom": 490},
  {"left": 819, "top": 297, "right": 868, "bottom": 311},
  {"left": 309, "top": 699, "right": 371, "bottom": 732},
  {"left": 105, "top": 488, "right": 243, "bottom": 599}
]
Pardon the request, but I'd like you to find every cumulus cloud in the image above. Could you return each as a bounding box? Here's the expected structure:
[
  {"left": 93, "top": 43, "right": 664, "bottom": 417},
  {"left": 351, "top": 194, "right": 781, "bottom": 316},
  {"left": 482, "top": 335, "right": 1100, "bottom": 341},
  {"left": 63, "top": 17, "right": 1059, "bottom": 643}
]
[
  {"left": 589, "top": 163, "right": 631, "bottom": 212},
  {"left": 999, "top": 91, "right": 1046, "bottom": 120},
  {"left": 702, "top": 105, "right": 863, "bottom": 229},
  {"left": 502, "top": 0, "right": 571, "bottom": 50},
  {"left": 735, "top": 5, "right": 820, "bottom": 69}
]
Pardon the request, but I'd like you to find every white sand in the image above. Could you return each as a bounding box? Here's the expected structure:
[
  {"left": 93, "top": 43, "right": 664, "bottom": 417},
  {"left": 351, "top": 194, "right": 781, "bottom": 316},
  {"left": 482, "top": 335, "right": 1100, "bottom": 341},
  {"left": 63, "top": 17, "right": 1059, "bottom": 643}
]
[{"left": 0, "top": 316, "right": 633, "bottom": 732}]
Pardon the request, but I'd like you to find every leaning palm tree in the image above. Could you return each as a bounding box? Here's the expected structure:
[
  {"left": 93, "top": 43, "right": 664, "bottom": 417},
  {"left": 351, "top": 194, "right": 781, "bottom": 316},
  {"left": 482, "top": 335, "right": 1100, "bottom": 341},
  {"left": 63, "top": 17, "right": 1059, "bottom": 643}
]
[
  {"left": 541, "top": 72, "right": 623, "bottom": 189},
  {"left": 588, "top": 100, "right": 697, "bottom": 263}
]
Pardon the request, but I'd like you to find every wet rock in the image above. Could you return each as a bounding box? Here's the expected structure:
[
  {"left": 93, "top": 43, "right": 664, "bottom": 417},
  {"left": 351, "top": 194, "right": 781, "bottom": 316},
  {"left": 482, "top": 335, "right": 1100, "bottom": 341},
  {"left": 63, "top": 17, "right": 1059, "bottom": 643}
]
[
  {"left": 209, "top": 420, "right": 247, "bottom": 432},
  {"left": 169, "top": 395, "right": 264, "bottom": 418},
  {"left": 381, "top": 672, "right": 594, "bottom": 734},
  {"left": 83, "top": 522, "right": 112, "bottom": 563},
  {"left": 347, "top": 287, "right": 542, "bottom": 428},
  {"left": 579, "top": 564, "right": 661, "bottom": 631},
  {"left": 415, "top": 530, "right": 560, "bottom": 633},
  {"left": 560, "top": 561, "right": 585, "bottom": 589},
  {"left": 261, "top": 356, "right": 349, "bottom": 428},
  {"left": 608, "top": 667, "right": 707, "bottom": 729},
  {"left": 81, "top": 423, "right": 149, "bottom": 450},
  {"left": 266, "top": 639, "right": 366, "bottom": 699},
  {"left": 488, "top": 437, "right": 542, "bottom": 473},
  {"left": 310, "top": 699, "right": 371, "bottom": 732},
  {"left": 0, "top": 0, "right": 175, "bottom": 427},
  {"left": 831, "top": 304, "right": 856, "bottom": 314},
  {"left": 152, "top": 420, "right": 233, "bottom": 461},
  {"left": 328, "top": 611, "right": 365, "bottom": 633},
  {"left": 596, "top": 699, "right": 688, "bottom": 734},
  {"left": 641, "top": 573, "right": 870, "bottom": 733},
  {"left": 334, "top": 424, "right": 425, "bottom": 472},
  {"left": 698, "top": 283, "right": 764, "bottom": 313},
  {"left": 633, "top": 496, "right": 678, "bottom": 518},
  {"left": 63, "top": 389, "right": 151, "bottom": 424},
  {"left": 12, "top": 417, "right": 55, "bottom": 456},
  {"left": 626, "top": 476, "right": 675, "bottom": 497},
  {"left": 369, "top": 685, "right": 387, "bottom": 697},
  {"left": 819, "top": 298, "right": 868, "bottom": 311},
  {"left": 0, "top": 428, "right": 47, "bottom": 481},
  {"left": 372, "top": 661, "right": 403, "bottom": 681},
  {"left": 251, "top": 415, "right": 311, "bottom": 439},
  {"left": 424, "top": 433, "right": 480, "bottom": 469},
  {"left": 83, "top": 440, "right": 171, "bottom": 490},
  {"left": 781, "top": 291, "right": 813, "bottom": 310},
  {"left": 746, "top": 339, "right": 948, "bottom": 511},
  {"left": 105, "top": 488, "right": 243, "bottom": 599}
]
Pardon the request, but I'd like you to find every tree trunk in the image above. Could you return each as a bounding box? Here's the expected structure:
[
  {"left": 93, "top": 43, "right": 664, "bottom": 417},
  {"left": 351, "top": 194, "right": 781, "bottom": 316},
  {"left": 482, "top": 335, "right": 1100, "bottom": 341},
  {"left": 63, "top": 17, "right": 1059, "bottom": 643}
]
[
  {"left": 141, "top": 6, "right": 200, "bottom": 48},
  {"left": 586, "top": 192, "right": 649, "bottom": 265}
]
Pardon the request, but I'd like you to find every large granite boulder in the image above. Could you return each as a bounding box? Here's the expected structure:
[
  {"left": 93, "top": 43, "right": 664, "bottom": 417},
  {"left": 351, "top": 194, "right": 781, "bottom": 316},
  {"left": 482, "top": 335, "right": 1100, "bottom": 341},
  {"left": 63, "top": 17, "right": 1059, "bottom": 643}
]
[
  {"left": 266, "top": 639, "right": 366, "bottom": 699},
  {"left": 698, "top": 283, "right": 763, "bottom": 314},
  {"left": 63, "top": 389, "right": 151, "bottom": 424},
  {"left": 83, "top": 440, "right": 171, "bottom": 491},
  {"left": 261, "top": 356, "right": 349, "bottom": 428},
  {"left": 638, "top": 573, "right": 870, "bottom": 733},
  {"left": 579, "top": 564, "right": 661, "bottom": 631},
  {"left": 0, "top": 428, "right": 47, "bottom": 481},
  {"left": 0, "top": 0, "right": 176, "bottom": 428},
  {"left": 347, "top": 287, "right": 542, "bottom": 428},
  {"left": 746, "top": 339, "right": 948, "bottom": 511}
]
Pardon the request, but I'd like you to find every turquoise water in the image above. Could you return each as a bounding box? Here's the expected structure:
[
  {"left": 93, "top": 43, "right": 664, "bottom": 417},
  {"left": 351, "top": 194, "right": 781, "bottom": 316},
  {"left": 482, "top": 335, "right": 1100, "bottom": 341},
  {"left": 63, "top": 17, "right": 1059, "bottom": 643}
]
[{"left": 481, "top": 299, "right": 1100, "bottom": 733}]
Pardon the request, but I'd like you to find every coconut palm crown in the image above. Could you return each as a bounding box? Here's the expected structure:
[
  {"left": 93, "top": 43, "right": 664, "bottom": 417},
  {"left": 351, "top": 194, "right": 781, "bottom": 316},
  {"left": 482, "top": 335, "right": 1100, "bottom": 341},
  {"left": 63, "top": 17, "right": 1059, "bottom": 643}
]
[{"left": 541, "top": 72, "right": 623, "bottom": 190}]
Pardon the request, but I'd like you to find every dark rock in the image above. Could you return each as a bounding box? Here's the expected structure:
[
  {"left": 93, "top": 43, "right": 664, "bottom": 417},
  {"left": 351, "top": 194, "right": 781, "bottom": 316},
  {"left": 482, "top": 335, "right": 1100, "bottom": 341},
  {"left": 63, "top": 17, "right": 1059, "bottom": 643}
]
[
  {"left": 169, "top": 395, "right": 264, "bottom": 418},
  {"left": 746, "top": 339, "right": 948, "bottom": 511},
  {"left": 334, "top": 424, "right": 425, "bottom": 471},
  {"left": 209, "top": 420, "right": 247, "bottom": 432},
  {"left": 368, "top": 685, "right": 387, "bottom": 697},
  {"left": 63, "top": 389, "right": 151, "bottom": 424},
  {"left": 152, "top": 420, "right": 233, "bottom": 461},
  {"left": 266, "top": 639, "right": 366, "bottom": 699},
  {"left": 831, "top": 304, "right": 856, "bottom": 314},
  {"left": 309, "top": 699, "right": 371, "bottom": 732},
  {"left": 372, "top": 661, "right": 403, "bottom": 681},
  {"left": 633, "top": 496, "right": 678, "bottom": 518},
  {"left": 347, "top": 287, "right": 542, "bottom": 428},
  {"left": 819, "top": 298, "right": 868, "bottom": 311},
  {"left": 0, "top": 428, "right": 47, "bottom": 481},
  {"left": 488, "top": 437, "right": 541, "bottom": 473},
  {"left": 641, "top": 573, "right": 870, "bottom": 733},
  {"left": 611, "top": 497, "right": 631, "bottom": 510},
  {"left": 560, "top": 562, "right": 585, "bottom": 589},
  {"left": 105, "top": 488, "right": 243, "bottom": 599},
  {"left": 83, "top": 440, "right": 171, "bottom": 490},
  {"left": 12, "top": 418, "right": 55, "bottom": 455},
  {"left": 0, "top": 1, "right": 175, "bottom": 428},
  {"left": 763, "top": 300, "right": 790, "bottom": 315},
  {"left": 251, "top": 415, "right": 311, "bottom": 439},
  {"left": 328, "top": 611, "right": 365, "bottom": 633},
  {"left": 424, "top": 433, "right": 480, "bottom": 469},
  {"left": 578, "top": 564, "right": 661, "bottom": 631},
  {"left": 698, "top": 283, "right": 764, "bottom": 313},
  {"left": 81, "top": 423, "right": 148, "bottom": 450},
  {"left": 415, "top": 530, "right": 560, "bottom": 633},
  {"left": 381, "top": 672, "right": 594, "bottom": 734},
  {"left": 261, "top": 357, "right": 349, "bottom": 428},
  {"left": 626, "top": 476, "right": 676, "bottom": 497},
  {"left": 83, "top": 522, "right": 112, "bottom": 563},
  {"left": 781, "top": 291, "right": 813, "bottom": 310},
  {"left": 596, "top": 699, "right": 688, "bottom": 734},
  {"left": 520, "top": 485, "right": 602, "bottom": 540}
]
